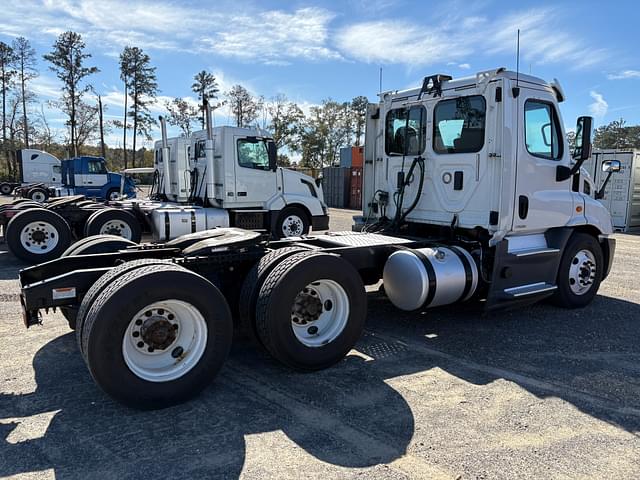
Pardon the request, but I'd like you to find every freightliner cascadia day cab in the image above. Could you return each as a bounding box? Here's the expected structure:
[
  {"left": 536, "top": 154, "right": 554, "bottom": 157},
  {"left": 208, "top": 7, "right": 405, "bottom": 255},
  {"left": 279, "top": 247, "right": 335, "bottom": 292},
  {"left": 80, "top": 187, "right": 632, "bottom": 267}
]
[
  {"left": 1, "top": 110, "right": 327, "bottom": 263},
  {"left": 18, "top": 68, "right": 617, "bottom": 409}
]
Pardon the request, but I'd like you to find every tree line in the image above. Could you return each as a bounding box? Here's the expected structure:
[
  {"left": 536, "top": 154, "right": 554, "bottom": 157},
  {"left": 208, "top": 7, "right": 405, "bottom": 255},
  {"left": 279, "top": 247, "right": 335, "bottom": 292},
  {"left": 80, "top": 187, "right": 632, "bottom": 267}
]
[{"left": 0, "top": 31, "right": 370, "bottom": 179}]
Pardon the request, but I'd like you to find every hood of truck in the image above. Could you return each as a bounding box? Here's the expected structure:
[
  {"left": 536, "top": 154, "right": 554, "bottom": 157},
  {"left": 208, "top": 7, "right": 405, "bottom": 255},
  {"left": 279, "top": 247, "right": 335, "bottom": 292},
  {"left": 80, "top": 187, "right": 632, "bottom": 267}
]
[{"left": 280, "top": 168, "right": 325, "bottom": 203}]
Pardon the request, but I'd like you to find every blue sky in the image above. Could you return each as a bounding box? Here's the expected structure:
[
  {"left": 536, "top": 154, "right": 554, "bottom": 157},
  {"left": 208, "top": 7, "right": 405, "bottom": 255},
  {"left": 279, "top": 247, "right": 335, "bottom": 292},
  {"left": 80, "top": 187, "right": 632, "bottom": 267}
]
[{"left": 2, "top": 0, "right": 639, "bottom": 148}]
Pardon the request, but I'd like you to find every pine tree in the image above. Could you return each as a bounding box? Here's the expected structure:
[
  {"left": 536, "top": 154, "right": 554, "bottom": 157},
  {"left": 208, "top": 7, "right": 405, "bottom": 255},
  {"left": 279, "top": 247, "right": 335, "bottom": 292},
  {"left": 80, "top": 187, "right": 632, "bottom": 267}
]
[
  {"left": 165, "top": 97, "right": 198, "bottom": 137},
  {"left": 0, "top": 42, "right": 17, "bottom": 174},
  {"left": 120, "top": 47, "right": 157, "bottom": 167},
  {"left": 191, "top": 70, "right": 219, "bottom": 129},
  {"left": 12, "top": 37, "right": 38, "bottom": 149},
  {"left": 43, "top": 31, "right": 99, "bottom": 157}
]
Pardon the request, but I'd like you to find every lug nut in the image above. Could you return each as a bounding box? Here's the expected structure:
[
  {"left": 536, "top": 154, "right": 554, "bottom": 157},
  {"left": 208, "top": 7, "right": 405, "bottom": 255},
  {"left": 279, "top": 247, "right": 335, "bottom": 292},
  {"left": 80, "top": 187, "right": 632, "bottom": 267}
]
[
  {"left": 132, "top": 331, "right": 139, "bottom": 337},
  {"left": 307, "top": 326, "right": 319, "bottom": 335},
  {"left": 137, "top": 341, "right": 144, "bottom": 348}
]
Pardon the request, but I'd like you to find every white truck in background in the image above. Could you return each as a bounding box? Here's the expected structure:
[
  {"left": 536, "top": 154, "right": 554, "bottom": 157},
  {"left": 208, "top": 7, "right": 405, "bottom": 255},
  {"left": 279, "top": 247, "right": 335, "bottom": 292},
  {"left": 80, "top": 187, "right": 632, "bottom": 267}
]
[{"left": 0, "top": 149, "right": 62, "bottom": 197}]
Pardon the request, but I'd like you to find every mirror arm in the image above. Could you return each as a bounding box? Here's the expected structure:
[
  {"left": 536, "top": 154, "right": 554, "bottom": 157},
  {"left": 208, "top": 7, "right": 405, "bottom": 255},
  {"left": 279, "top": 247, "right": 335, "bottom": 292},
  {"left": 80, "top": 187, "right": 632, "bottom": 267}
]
[{"left": 595, "top": 170, "right": 614, "bottom": 200}]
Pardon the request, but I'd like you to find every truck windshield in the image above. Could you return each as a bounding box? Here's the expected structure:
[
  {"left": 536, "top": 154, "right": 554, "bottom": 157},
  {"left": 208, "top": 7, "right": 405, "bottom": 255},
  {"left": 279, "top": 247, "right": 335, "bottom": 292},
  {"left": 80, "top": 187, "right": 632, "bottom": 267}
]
[{"left": 237, "top": 139, "right": 270, "bottom": 170}]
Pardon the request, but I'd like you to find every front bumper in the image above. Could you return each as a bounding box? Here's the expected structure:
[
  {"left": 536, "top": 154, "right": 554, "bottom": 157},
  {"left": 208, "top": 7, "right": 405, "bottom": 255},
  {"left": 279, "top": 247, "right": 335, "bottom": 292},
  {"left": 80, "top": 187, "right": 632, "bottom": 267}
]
[{"left": 312, "top": 214, "right": 330, "bottom": 231}]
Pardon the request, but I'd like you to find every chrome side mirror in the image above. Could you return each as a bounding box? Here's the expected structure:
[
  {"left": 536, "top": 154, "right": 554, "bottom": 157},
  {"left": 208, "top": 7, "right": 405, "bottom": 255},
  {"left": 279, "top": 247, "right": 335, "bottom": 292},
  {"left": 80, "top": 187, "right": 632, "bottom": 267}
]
[{"left": 602, "top": 160, "right": 621, "bottom": 173}]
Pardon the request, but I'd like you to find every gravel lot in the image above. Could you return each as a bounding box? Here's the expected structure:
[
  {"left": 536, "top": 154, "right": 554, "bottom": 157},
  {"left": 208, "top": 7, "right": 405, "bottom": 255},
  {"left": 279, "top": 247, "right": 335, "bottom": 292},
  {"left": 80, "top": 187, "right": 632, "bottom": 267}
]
[{"left": 0, "top": 204, "right": 639, "bottom": 479}]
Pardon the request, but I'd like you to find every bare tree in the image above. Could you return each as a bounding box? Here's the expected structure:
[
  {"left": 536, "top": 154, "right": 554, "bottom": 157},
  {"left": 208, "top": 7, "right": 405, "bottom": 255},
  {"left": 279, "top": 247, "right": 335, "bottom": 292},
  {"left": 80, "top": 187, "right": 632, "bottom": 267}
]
[
  {"left": 12, "top": 37, "right": 38, "bottom": 148},
  {"left": 165, "top": 97, "right": 198, "bottom": 137},
  {"left": 226, "top": 84, "right": 261, "bottom": 128}
]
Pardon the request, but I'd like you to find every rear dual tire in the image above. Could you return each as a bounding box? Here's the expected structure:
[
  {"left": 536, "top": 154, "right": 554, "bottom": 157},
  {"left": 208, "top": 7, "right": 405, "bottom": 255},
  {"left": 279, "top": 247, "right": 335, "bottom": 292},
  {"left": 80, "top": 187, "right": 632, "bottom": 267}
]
[
  {"left": 81, "top": 263, "right": 233, "bottom": 409},
  {"left": 254, "top": 252, "right": 367, "bottom": 371},
  {"left": 5, "top": 208, "right": 72, "bottom": 263},
  {"left": 83, "top": 208, "right": 142, "bottom": 243}
]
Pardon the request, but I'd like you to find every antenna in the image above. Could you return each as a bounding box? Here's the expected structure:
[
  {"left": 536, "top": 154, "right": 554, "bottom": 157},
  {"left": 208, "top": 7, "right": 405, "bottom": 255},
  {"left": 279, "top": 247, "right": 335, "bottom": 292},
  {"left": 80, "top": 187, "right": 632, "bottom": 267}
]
[
  {"left": 513, "top": 29, "right": 521, "bottom": 98},
  {"left": 379, "top": 67, "right": 383, "bottom": 94}
]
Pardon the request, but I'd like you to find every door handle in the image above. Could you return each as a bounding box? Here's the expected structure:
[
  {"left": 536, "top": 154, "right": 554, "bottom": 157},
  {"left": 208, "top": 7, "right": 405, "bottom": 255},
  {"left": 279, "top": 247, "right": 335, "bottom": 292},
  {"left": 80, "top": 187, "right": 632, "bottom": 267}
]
[{"left": 87, "top": 181, "right": 93, "bottom": 184}]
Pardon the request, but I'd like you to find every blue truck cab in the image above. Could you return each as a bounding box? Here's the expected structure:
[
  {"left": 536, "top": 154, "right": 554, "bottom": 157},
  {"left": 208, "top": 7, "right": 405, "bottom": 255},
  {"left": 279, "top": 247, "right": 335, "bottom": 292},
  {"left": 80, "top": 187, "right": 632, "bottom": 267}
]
[{"left": 58, "top": 156, "right": 136, "bottom": 200}]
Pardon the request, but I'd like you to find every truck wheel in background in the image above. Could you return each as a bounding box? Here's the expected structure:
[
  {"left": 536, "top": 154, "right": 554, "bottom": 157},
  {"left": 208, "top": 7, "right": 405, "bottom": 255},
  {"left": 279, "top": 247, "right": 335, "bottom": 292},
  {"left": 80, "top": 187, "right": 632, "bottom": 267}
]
[
  {"left": 0, "top": 183, "right": 12, "bottom": 195},
  {"left": 273, "top": 206, "right": 310, "bottom": 238},
  {"left": 239, "top": 246, "right": 311, "bottom": 343},
  {"left": 255, "top": 252, "right": 366, "bottom": 371},
  {"left": 83, "top": 208, "right": 142, "bottom": 243},
  {"left": 551, "top": 233, "right": 603, "bottom": 308},
  {"left": 6, "top": 208, "right": 72, "bottom": 263},
  {"left": 27, "top": 187, "right": 49, "bottom": 203},
  {"left": 82, "top": 264, "right": 233, "bottom": 409},
  {"left": 105, "top": 188, "right": 120, "bottom": 201}
]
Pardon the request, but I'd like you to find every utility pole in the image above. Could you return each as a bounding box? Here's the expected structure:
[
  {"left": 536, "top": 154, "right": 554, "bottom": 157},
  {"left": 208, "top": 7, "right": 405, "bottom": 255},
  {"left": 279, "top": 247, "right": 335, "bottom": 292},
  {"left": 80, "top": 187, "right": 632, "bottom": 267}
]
[{"left": 98, "top": 95, "right": 106, "bottom": 160}]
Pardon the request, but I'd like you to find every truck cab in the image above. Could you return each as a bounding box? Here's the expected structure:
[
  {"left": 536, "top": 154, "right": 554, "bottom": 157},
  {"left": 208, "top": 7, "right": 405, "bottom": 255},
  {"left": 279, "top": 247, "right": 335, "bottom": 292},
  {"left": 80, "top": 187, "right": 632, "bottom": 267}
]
[
  {"left": 16, "top": 149, "right": 62, "bottom": 186},
  {"left": 152, "top": 125, "right": 328, "bottom": 238},
  {"left": 57, "top": 156, "right": 135, "bottom": 200},
  {"left": 360, "top": 68, "right": 615, "bottom": 309}
]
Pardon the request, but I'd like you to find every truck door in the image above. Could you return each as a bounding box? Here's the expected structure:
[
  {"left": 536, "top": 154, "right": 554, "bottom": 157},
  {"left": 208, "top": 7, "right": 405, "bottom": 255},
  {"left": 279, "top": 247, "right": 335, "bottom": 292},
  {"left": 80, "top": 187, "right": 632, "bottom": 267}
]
[
  {"left": 233, "top": 136, "right": 277, "bottom": 206},
  {"left": 80, "top": 159, "right": 109, "bottom": 197},
  {"left": 512, "top": 87, "right": 574, "bottom": 232}
]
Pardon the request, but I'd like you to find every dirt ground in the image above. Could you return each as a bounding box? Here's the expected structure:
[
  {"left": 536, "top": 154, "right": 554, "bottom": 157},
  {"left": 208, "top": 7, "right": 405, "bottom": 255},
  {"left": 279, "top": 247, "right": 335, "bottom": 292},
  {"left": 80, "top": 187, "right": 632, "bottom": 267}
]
[{"left": 0, "top": 203, "right": 639, "bottom": 479}]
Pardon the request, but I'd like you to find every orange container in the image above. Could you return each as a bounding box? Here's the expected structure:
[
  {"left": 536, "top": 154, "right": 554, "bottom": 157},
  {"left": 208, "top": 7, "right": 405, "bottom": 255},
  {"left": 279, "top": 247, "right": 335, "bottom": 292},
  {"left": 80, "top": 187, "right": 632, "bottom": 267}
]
[{"left": 351, "top": 146, "right": 364, "bottom": 167}]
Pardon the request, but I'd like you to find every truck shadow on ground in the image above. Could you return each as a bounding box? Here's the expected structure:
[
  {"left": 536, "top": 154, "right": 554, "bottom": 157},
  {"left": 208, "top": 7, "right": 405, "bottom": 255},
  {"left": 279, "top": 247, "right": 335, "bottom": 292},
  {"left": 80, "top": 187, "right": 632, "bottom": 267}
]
[
  {"left": 0, "top": 293, "right": 639, "bottom": 478},
  {"left": 0, "top": 240, "right": 24, "bottom": 280}
]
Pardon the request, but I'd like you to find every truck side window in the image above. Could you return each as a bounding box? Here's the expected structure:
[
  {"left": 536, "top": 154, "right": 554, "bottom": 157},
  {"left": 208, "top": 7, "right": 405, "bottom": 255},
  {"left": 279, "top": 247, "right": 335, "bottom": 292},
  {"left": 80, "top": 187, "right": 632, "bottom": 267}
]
[
  {"left": 88, "top": 160, "right": 107, "bottom": 174},
  {"left": 524, "top": 100, "right": 563, "bottom": 160},
  {"left": 385, "top": 105, "right": 426, "bottom": 156},
  {"left": 195, "top": 140, "right": 206, "bottom": 158},
  {"left": 237, "top": 139, "right": 270, "bottom": 170},
  {"left": 433, "top": 95, "right": 486, "bottom": 154}
]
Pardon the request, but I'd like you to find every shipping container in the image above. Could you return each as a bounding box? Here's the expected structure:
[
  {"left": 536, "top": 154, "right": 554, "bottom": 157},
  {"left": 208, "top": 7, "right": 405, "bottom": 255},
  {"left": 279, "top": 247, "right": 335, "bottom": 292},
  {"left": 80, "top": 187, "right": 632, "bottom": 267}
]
[
  {"left": 351, "top": 146, "right": 364, "bottom": 168},
  {"left": 339, "top": 147, "right": 352, "bottom": 168},
  {"left": 350, "top": 166, "right": 363, "bottom": 210},
  {"left": 321, "top": 166, "right": 351, "bottom": 208},
  {"left": 583, "top": 149, "right": 640, "bottom": 232}
]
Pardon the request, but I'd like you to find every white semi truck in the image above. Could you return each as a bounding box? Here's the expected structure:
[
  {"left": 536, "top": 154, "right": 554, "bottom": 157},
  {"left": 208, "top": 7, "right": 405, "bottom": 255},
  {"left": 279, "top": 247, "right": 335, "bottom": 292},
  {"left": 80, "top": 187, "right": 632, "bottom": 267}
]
[
  {"left": 0, "top": 149, "right": 62, "bottom": 197},
  {"left": 1, "top": 107, "right": 327, "bottom": 263},
  {"left": 19, "top": 68, "right": 618, "bottom": 409}
]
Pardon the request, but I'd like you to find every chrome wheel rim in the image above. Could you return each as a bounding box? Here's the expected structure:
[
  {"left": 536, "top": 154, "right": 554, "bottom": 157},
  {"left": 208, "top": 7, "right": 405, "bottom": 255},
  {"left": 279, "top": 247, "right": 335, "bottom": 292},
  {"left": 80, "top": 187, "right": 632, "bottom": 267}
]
[
  {"left": 99, "top": 219, "right": 133, "bottom": 239},
  {"left": 290, "top": 279, "right": 349, "bottom": 348},
  {"left": 20, "top": 221, "right": 59, "bottom": 254},
  {"left": 568, "top": 249, "right": 597, "bottom": 295},
  {"left": 122, "top": 300, "right": 208, "bottom": 382},
  {"left": 108, "top": 191, "right": 120, "bottom": 201},
  {"left": 282, "top": 214, "right": 304, "bottom": 237}
]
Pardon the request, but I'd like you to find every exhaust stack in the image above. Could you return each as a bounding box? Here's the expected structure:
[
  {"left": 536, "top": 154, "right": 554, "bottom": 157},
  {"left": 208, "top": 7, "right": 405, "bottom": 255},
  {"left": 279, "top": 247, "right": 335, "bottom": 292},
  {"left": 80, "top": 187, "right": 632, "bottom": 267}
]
[{"left": 158, "top": 115, "right": 171, "bottom": 196}]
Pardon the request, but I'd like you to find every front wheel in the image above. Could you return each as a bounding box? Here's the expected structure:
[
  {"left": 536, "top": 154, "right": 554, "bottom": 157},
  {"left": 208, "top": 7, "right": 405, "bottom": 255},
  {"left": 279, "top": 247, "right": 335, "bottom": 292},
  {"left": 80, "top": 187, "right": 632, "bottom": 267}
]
[
  {"left": 551, "top": 233, "right": 603, "bottom": 308},
  {"left": 273, "top": 206, "right": 310, "bottom": 239},
  {"left": 82, "top": 264, "right": 233, "bottom": 409}
]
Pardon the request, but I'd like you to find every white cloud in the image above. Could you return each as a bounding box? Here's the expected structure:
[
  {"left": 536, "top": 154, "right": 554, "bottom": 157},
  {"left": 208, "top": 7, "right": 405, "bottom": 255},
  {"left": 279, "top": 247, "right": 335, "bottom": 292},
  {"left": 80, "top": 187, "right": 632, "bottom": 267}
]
[
  {"left": 335, "top": 8, "right": 605, "bottom": 69},
  {"left": 458, "top": 63, "right": 471, "bottom": 69},
  {"left": 607, "top": 70, "right": 640, "bottom": 80},
  {"left": 588, "top": 91, "right": 608, "bottom": 118},
  {"left": 2, "top": 1, "right": 340, "bottom": 65}
]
